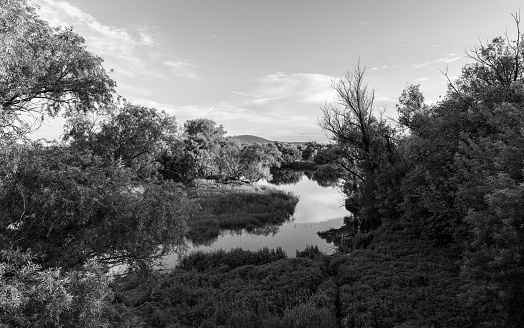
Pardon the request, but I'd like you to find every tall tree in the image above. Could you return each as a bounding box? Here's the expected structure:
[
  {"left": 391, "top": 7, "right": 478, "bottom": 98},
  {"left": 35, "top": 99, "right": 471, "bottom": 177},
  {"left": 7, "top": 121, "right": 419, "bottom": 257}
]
[{"left": 319, "top": 63, "right": 397, "bottom": 232}]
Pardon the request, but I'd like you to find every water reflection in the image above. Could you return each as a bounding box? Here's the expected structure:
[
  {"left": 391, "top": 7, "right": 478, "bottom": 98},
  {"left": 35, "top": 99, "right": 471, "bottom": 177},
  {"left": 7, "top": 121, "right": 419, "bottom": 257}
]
[
  {"left": 163, "top": 170, "right": 348, "bottom": 268},
  {"left": 270, "top": 169, "right": 303, "bottom": 185}
]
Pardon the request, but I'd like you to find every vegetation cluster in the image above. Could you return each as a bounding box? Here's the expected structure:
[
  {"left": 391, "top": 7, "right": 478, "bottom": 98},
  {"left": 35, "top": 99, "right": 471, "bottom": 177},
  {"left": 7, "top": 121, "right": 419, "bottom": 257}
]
[{"left": 185, "top": 184, "right": 298, "bottom": 245}]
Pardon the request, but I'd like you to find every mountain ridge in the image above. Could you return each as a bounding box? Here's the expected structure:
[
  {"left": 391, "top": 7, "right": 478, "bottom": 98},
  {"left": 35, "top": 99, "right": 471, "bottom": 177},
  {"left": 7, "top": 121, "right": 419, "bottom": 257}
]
[{"left": 232, "top": 135, "right": 273, "bottom": 144}]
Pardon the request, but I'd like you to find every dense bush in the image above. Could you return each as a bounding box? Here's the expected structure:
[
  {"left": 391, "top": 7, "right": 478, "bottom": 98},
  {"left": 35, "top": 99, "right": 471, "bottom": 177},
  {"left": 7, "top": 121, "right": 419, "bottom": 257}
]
[{"left": 115, "top": 250, "right": 334, "bottom": 328}]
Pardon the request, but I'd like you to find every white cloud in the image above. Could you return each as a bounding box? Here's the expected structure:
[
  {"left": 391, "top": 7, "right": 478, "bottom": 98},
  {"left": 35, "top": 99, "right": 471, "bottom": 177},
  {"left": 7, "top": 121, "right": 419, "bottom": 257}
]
[
  {"left": 443, "top": 57, "right": 462, "bottom": 63},
  {"left": 375, "top": 95, "right": 396, "bottom": 102},
  {"left": 163, "top": 60, "right": 200, "bottom": 80},
  {"left": 34, "top": 0, "right": 198, "bottom": 81},
  {"left": 412, "top": 77, "right": 431, "bottom": 82},
  {"left": 414, "top": 55, "right": 463, "bottom": 68}
]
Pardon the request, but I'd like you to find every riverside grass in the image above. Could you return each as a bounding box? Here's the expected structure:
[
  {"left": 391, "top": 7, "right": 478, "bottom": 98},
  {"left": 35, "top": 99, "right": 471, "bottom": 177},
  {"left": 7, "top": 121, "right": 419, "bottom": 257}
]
[{"left": 185, "top": 181, "right": 299, "bottom": 245}]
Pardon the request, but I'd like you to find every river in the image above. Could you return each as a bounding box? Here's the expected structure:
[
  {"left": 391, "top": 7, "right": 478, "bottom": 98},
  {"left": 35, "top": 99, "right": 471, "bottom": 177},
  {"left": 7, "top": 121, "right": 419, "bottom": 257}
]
[{"left": 163, "top": 172, "right": 348, "bottom": 268}]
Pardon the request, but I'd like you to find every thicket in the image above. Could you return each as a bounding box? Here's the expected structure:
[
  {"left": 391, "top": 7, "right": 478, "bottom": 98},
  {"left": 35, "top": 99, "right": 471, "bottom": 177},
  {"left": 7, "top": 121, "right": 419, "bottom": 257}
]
[
  {"left": 317, "top": 18, "right": 524, "bottom": 327},
  {"left": 115, "top": 231, "right": 478, "bottom": 328}
]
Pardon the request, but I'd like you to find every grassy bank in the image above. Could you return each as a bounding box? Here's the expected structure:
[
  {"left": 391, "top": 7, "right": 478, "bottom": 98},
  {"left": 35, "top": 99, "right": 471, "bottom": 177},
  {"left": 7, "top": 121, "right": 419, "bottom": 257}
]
[{"left": 185, "top": 181, "right": 299, "bottom": 245}]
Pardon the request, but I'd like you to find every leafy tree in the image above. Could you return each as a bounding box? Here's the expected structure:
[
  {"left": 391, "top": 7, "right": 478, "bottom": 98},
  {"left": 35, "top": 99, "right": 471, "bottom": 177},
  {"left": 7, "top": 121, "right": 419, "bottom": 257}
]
[
  {"left": 0, "top": 144, "right": 190, "bottom": 270},
  {"left": 275, "top": 142, "right": 302, "bottom": 165},
  {"left": 0, "top": 0, "right": 115, "bottom": 139},
  {"left": 396, "top": 84, "right": 428, "bottom": 130},
  {"left": 302, "top": 141, "right": 322, "bottom": 161},
  {"left": 240, "top": 143, "right": 281, "bottom": 181},
  {"left": 183, "top": 118, "right": 227, "bottom": 178},
  {"left": 64, "top": 103, "right": 179, "bottom": 178},
  {"left": 216, "top": 136, "right": 244, "bottom": 179},
  {"left": 400, "top": 26, "right": 524, "bottom": 244}
]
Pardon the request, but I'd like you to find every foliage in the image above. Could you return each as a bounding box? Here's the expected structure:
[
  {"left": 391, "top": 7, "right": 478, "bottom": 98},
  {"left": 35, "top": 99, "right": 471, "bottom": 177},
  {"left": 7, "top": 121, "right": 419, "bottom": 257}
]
[
  {"left": 0, "top": 249, "right": 119, "bottom": 328},
  {"left": 216, "top": 136, "right": 243, "bottom": 178},
  {"left": 301, "top": 141, "right": 322, "bottom": 161},
  {"left": 274, "top": 142, "right": 302, "bottom": 166},
  {"left": 319, "top": 64, "right": 398, "bottom": 232},
  {"left": 239, "top": 143, "right": 282, "bottom": 181},
  {"left": 183, "top": 118, "right": 227, "bottom": 178},
  {"left": 0, "top": 0, "right": 115, "bottom": 139},
  {"left": 64, "top": 103, "right": 179, "bottom": 178},
  {"left": 114, "top": 251, "right": 332, "bottom": 328},
  {"left": 462, "top": 175, "right": 524, "bottom": 327},
  {"left": 316, "top": 26, "right": 524, "bottom": 327},
  {"left": 0, "top": 143, "right": 191, "bottom": 270},
  {"left": 397, "top": 30, "right": 524, "bottom": 327},
  {"left": 270, "top": 168, "right": 304, "bottom": 185}
]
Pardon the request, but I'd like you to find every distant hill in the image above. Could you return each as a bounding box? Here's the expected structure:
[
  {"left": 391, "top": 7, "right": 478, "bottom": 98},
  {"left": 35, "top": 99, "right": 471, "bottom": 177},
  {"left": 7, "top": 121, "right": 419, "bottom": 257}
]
[{"left": 233, "top": 135, "right": 273, "bottom": 144}]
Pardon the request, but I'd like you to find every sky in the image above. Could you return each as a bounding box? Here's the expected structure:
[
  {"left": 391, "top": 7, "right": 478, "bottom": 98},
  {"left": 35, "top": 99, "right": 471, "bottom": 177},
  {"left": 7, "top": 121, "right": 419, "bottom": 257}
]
[{"left": 33, "top": 0, "right": 524, "bottom": 142}]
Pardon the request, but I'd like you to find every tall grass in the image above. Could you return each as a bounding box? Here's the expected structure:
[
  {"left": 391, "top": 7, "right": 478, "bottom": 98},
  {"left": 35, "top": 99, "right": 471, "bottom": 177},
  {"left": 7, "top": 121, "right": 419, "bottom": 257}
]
[{"left": 186, "top": 184, "right": 298, "bottom": 245}]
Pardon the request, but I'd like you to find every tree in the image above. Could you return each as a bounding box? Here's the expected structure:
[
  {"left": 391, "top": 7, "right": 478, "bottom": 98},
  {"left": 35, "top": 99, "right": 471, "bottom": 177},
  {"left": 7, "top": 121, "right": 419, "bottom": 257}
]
[
  {"left": 319, "top": 63, "right": 397, "bottom": 232},
  {"left": 64, "top": 103, "right": 179, "bottom": 178},
  {"left": 0, "top": 144, "right": 191, "bottom": 270},
  {"left": 240, "top": 143, "right": 281, "bottom": 181},
  {"left": 274, "top": 142, "right": 302, "bottom": 166},
  {"left": 216, "top": 137, "right": 243, "bottom": 179},
  {"left": 396, "top": 84, "right": 427, "bottom": 130},
  {"left": 183, "top": 118, "right": 227, "bottom": 178},
  {"left": 302, "top": 141, "right": 322, "bottom": 161},
  {"left": 0, "top": 0, "right": 116, "bottom": 139}
]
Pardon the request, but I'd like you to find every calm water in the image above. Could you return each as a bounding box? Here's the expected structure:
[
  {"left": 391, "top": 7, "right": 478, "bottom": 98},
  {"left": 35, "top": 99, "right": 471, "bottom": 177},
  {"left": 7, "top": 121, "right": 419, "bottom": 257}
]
[{"left": 163, "top": 174, "right": 348, "bottom": 268}]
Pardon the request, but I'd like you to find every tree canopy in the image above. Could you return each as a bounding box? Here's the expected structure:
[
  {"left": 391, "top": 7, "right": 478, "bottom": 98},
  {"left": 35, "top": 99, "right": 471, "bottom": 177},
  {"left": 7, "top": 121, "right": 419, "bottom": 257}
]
[{"left": 0, "top": 0, "right": 116, "bottom": 139}]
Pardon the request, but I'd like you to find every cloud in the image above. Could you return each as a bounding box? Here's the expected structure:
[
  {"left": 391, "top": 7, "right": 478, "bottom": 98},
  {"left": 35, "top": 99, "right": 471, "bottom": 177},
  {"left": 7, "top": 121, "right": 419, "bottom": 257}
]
[
  {"left": 124, "top": 73, "right": 337, "bottom": 141},
  {"left": 413, "top": 55, "right": 463, "bottom": 68},
  {"left": 443, "top": 57, "right": 462, "bottom": 63},
  {"left": 163, "top": 60, "right": 200, "bottom": 80},
  {"left": 412, "top": 77, "right": 431, "bottom": 82},
  {"left": 375, "top": 95, "right": 396, "bottom": 102},
  {"left": 34, "top": 0, "right": 198, "bottom": 81}
]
